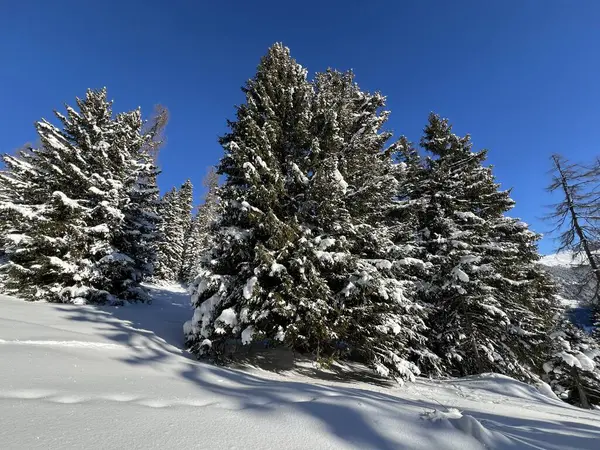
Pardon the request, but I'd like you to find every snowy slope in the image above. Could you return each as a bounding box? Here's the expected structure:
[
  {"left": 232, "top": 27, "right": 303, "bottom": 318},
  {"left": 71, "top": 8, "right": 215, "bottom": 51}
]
[
  {"left": 539, "top": 251, "right": 596, "bottom": 327},
  {"left": 1, "top": 284, "right": 599, "bottom": 449}
]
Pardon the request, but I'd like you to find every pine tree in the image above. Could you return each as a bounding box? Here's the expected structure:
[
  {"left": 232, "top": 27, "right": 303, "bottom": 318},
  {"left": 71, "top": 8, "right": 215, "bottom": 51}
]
[
  {"left": 544, "top": 319, "right": 600, "bottom": 409},
  {"left": 0, "top": 89, "right": 156, "bottom": 303},
  {"left": 303, "top": 70, "right": 435, "bottom": 379},
  {"left": 154, "top": 179, "right": 194, "bottom": 282},
  {"left": 184, "top": 43, "right": 321, "bottom": 360},
  {"left": 117, "top": 111, "right": 162, "bottom": 293},
  {"left": 184, "top": 48, "right": 435, "bottom": 381},
  {"left": 415, "top": 114, "right": 556, "bottom": 379},
  {"left": 181, "top": 168, "right": 219, "bottom": 283},
  {"left": 593, "top": 304, "right": 600, "bottom": 340},
  {"left": 176, "top": 180, "right": 194, "bottom": 281},
  {"left": 154, "top": 187, "right": 181, "bottom": 281}
]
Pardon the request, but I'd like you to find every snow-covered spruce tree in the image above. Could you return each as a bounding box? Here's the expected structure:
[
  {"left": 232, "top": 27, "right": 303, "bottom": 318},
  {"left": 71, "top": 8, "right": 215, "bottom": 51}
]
[
  {"left": 415, "top": 114, "right": 556, "bottom": 379},
  {"left": 302, "top": 70, "right": 436, "bottom": 379},
  {"left": 184, "top": 43, "right": 331, "bottom": 361},
  {"left": 544, "top": 319, "right": 600, "bottom": 409},
  {"left": 176, "top": 180, "right": 194, "bottom": 281},
  {"left": 0, "top": 89, "right": 156, "bottom": 303},
  {"left": 154, "top": 187, "right": 182, "bottom": 281},
  {"left": 154, "top": 179, "right": 193, "bottom": 282},
  {"left": 116, "top": 111, "right": 162, "bottom": 293},
  {"left": 180, "top": 168, "right": 220, "bottom": 283}
]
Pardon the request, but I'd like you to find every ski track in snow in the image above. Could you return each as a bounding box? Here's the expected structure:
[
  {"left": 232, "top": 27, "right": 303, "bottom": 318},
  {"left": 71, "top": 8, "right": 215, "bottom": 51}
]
[{"left": 1, "top": 282, "right": 600, "bottom": 449}]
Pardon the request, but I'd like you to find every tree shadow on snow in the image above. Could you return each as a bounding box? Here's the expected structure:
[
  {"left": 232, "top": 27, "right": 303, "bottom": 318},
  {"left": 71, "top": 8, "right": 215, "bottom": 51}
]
[
  {"left": 50, "top": 284, "right": 195, "bottom": 367},
  {"left": 50, "top": 285, "right": 600, "bottom": 450},
  {"left": 179, "top": 361, "right": 451, "bottom": 450}
]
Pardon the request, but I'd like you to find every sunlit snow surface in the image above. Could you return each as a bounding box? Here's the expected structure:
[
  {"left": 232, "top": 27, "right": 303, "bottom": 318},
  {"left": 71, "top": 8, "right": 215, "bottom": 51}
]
[{"left": 0, "top": 283, "right": 599, "bottom": 449}]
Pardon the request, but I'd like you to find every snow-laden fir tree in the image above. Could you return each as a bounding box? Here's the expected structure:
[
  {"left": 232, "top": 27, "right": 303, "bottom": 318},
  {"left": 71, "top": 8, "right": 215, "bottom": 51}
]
[
  {"left": 154, "top": 188, "right": 181, "bottom": 281},
  {"left": 184, "top": 46, "right": 435, "bottom": 380},
  {"left": 154, "top": 180, "right": 193, "bottom": 282},
  {"left": 116, "top": 112, "right": 162, "bottom": 294},
  {"left": 0, "top": 88, "right": 158, "bottom": 303},
  {"left": 302, "top": 70, "right": 436, "bottom": 379},
  {"left": 184, "top": 43, "right": 318, "bottom": 360},
  {"left": 415, "top": 114, "right": 557, "bottom": 379},
  {"left": 176, "top": 180, "right": 194, "bottom": 280},
  {"left": 544, "top": 319, "right": 600, "bottom": 409},
  {"left": 180, "top": 168, "right": 219, "bottom": 283}
]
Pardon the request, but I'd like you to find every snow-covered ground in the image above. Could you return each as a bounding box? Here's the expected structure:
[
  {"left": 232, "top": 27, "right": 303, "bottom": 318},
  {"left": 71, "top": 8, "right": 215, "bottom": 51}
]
[
  {"left": 539, "top": 251, "right": 596, "bottom": 326},
  {"left": 1, "top": 284, "right": 599, "bottom": 449}
]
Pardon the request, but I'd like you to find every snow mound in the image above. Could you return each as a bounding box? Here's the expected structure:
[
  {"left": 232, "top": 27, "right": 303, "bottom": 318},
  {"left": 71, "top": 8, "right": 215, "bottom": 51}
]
[
  {"left": 536, "top": 380, "right": 562, "bottom": 401},
  {"left": 422, "top": 408, "right": 512, "bottom": 448}
]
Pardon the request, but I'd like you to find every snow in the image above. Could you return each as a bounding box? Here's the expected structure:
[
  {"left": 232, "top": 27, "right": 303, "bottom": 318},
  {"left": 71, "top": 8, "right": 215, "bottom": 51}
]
[
  {"left": 1, "top": 284, "right": 600, "bottom": 450},
  {"left": 536, "top": 381, "right": 562, "bottom": 401},
  {"left": 556, "top": 351, "right": 597, "bottom": 372},
  {"left": 241, "top": 325, "right": 255, "bottom": 345},
  {"left": 4, "top": 234, "right": 31, "bottom": 245},
  {"left": 52, "top": 191, "right": 84, "bottom": 209},
  {"left": 88, "top": 224, "right": 110, "bottom": 234},
  {"left": 243, "top": 276, "right": 258, "bottom": 299},
  {"left": 332, "top": 167, "right": 348, "bottom": 194},
  {"left": 98, "top": 252, "right": 134, "bottom": 264},
  {"left": 48, "top": 256, "right": 78, "bottom": 273},
  {"left": 269, "top": 262, "right": 286, "bottom": 276},
  {"left": 539, "top": 251, "right": 588, "bottom": 267},
  {"left": 216, "top": 307, "right": 237, "bottom": 328},
  {"left": 317, "top": 236, "right": 336, "bottom": 250},
  {"left": 341, "top": 281, "right": 355, "bottom": 297},
  {"left": 452, "top": 267, "right": 470, "bottom": 282}
]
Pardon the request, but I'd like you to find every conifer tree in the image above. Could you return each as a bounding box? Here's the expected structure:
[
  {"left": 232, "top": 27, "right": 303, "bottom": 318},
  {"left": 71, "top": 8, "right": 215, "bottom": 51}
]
[
  {"left": 547, "top": 154, "right": 600, "bottom": 302},
  {"left": 415, "top": 114, "right": 556, "bottom": 379},
  {"left": 181, "top": 168, "right": 219, "bottom": 283},
  {"left": 304, "top": 70, "right": 436, "bottom": 379},
  {"left": 184, "top": 48, "right": 435, "bottom": 380},
  {"left": 184, "top": 43, "right": 322, "bottom": 360},
  {"left": 0, "top": 89, "right": 156, "bottom": 303},
  {"left": 154, "top": 179, "right": 194, "bottom": 282},
  {"left": 154, "top": 187, "right": 181, "bottom": 281},
  {"left": 117, "top": 111, "right": 162, "bottom": 291},
  {"left": 176, "top": 180, "right": 194, "bottom": 280},
  {"left": 544, "top": 319, "right": 600, "bottom": 409}
]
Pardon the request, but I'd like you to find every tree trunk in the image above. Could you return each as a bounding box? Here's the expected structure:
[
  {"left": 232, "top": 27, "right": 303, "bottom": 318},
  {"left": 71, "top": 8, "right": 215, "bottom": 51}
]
[{"left": 571, "top": 366, "right": 591, "bottom": 409}]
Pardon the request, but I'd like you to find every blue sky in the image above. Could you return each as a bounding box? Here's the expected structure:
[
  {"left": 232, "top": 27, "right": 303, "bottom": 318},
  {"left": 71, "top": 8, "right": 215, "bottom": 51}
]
[{"left": 1, "top": 1, "right": 598, "bottom": 254}]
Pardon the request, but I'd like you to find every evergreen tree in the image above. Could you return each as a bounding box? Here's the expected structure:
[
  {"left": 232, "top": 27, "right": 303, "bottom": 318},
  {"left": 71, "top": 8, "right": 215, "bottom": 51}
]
[
  {"left": 593, "top": 307, "right": 600, "bottom": 342},
  {"left": 154, "top": 179, "right": 193, "bottom": 282},
  {"left": 544, "top": 319, "right": 600, "bottom": 409},
  {"left": 0, "top": 89, "right": 156, "bottom": 303},
  {"left": 118, "top": 111, "right": 162, "bottom": 292},
  {"left": 176, "top": 180, "right": 194, "bottom": 281},
  {"left": 181, "top": 168, "right": 219, "bottom": 283},
  {"left": 184, "top": 43, "right": 323, "bottom": 361},
  {"left": 415, "top": 114, "right": 556, "bottom": 379},
  {"left": 184, "top": 47, "right": 434, "bottom": 380},
  {"left": 304, "top": 70, "right": 435, "bottom": 379},
  {"left": 154, "top": 187, "right": 181, "bottom": 281}
]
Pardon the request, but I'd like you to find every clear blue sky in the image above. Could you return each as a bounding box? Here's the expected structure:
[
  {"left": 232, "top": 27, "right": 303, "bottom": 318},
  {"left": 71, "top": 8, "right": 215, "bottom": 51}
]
[{"left": 1, "top": 1, "right": 598, "bottom": 254}]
